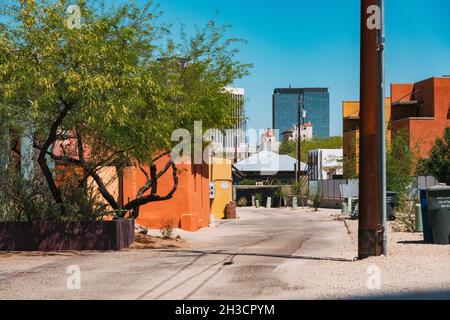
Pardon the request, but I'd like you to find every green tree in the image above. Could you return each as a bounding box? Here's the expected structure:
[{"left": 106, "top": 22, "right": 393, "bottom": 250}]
[
  {"left": 418, "top": 127, "right": 450, "bottom": 185},
  {"left": 0, "top": 0, "right": 251, "bottom": 217},
  {"left": 343, "top": 135, "right": 358, "bottom": 179},
  {"left": 279, "top": 136, "right": 343, "bottom": 163},
  {"left": 387, "top": 129, "right": 416, "bottom": 194}
]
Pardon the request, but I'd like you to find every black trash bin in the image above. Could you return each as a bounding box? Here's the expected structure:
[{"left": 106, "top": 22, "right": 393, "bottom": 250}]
[
  {"left": 386, "top": 192, "right": 399, "bottom": 221},
  {"left": 427, "top": 185, "right": 450, "bottom": 245},
  {"left": 419, "top": 189, "right": 433, "bottom": 244}
]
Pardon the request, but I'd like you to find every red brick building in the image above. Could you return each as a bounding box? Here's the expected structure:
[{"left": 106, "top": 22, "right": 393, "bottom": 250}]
[{"left": 391, "top": 77, "right": 450, "bottom": 158}]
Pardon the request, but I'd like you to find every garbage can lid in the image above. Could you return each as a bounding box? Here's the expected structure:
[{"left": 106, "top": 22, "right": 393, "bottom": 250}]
[{"left": 427, "top": 184, "right": 450, "bottom": 191}]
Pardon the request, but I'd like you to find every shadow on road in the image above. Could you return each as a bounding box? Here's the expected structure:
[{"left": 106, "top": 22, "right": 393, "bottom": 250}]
[
  {"left": 157, "top": 249, "right": 356, "bottom": 263},
  {"left": 137, "top": 251, "right": 236, "bottom": 300}
]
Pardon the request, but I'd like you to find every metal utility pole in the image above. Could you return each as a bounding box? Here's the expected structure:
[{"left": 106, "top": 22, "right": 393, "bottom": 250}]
[
  {"left": 296, "top": 94, "right": 304, "bottom": 183},
  {"left": 359, "top": 0, "right": 387, "bottom": 259},
  {"left": 377, "top": 0, "right": 387, "bottom": 257}
]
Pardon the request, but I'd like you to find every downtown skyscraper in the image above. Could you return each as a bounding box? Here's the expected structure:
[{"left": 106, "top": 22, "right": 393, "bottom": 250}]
[{"left": 272, "top": 87, "right": 330, "bottom": 140}]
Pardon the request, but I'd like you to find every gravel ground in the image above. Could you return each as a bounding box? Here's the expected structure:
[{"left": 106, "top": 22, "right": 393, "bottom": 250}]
[{"left": 298, "top": 217, "right": 450, "bottom": 299}]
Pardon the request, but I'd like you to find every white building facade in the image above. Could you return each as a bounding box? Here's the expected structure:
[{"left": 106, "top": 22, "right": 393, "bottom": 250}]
[
  {"left": 308, "top": 149, "right": 344, "bottom": 180},
  {"left": 206, "top": 87, "right": 249, "bottom": 162}
]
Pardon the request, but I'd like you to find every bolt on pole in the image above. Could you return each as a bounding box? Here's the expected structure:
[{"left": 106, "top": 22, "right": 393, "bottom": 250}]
[{"left": 359, "top": 0, "right": 387, "bottom": 259}]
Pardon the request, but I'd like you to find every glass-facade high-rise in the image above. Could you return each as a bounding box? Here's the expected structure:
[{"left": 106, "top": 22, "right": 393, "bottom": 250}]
[{"left": 272, "top": 88, "right": 330, "bottom": 140}]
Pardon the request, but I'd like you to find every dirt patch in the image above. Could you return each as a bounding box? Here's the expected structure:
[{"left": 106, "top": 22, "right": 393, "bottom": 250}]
[
  {"left": 0, "top": 235, "right": 186, "bottom": 256},
  {"left": 129, "top": 234, "right": 186, "bottom": 250},
  {"left": 0, "top": 251, "right": 91, "bottom": 258}
]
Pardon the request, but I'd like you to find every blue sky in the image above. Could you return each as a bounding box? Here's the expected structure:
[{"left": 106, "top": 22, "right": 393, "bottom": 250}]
[
  {"left": 154, "top": 0, "right": 450, "bottom": 136},
  {"left": 2, "top": 1, "right": 449, "bottom": 136}
]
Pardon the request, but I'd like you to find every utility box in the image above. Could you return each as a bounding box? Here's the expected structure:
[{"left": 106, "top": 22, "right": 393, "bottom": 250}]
[
  {"left": 427, "top": 185, "right": 450, "bottom": 245},
  {"left": 386, "top": 192, "right": 399, "bottom": 221}
]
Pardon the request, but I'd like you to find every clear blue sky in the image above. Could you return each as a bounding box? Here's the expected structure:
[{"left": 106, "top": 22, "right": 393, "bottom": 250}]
[
  {"left": 3, "top": 1, "right": 448, "bottom": 136},
  {"left": 153, "top": 0, "right": 450, "bottom": 136}
]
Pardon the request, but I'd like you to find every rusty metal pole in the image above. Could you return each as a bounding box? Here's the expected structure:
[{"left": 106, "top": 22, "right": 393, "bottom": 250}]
[
  {"left": 377, "top": 0, "right": 388, "bottom": 256},
  {"left": 359, "top": 0, "right": 383, "bottom": 258}
]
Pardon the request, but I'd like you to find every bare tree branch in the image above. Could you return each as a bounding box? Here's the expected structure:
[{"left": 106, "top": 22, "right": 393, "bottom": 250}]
[{"left": 124, "top": 159, "right": 178, "bottom": 213}]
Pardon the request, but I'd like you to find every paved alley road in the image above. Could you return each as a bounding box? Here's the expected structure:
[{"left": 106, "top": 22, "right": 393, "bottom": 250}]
[{"left": 0, "top": 208, "right": 358, "bottom": 300}]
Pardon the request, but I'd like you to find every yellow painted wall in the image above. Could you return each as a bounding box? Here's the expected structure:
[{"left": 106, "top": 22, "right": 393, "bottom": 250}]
[
  {"left": 343, "top": 99, "right": 391, "bottom": 178},
  {"left": 209, "top": 157, "right": 233, "bottom": 220}
]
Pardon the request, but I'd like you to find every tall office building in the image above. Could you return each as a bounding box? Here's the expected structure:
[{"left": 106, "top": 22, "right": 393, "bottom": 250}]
[
  {"left": 224, "top": 87, "right": 246, "bottom": 151},
  {"left": 272, "top": 87, "right": 330, "bottom": 140},
  {"left": 207, "top": 87, "right": 248, "bottom": 162}
]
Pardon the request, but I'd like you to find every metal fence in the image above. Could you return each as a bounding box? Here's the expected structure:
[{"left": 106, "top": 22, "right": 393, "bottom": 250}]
[
  {"left": 309, "top": 176, "right": 439, "bottom": 201},
  {"left": 309, "top": 179, "right": 347, "bottom": 200}
]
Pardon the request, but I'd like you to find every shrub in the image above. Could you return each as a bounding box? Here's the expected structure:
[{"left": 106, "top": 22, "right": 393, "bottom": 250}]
[
  {"left": 387, "top": 129, "right": 416, "bottom": 194},
  {"left": 0, "top": 166, "right": 110, "bottom": 222},
  {"left": 239, "top": 179, "right": 257, "bottom": 186},
  {"left": 309, "top": 189, "right": 324, "bottom": 212},
  {"left": 160, "top": 218, "right": 177, "bottom": 239},
  {"left": 237, "top": 197, "right": 248, "bottom": 207},
  {"left": 391, "top": 200, "right": 417, "bottom": 232},
  {"left": 254, "top": 193, "right": 262, "bottom": 205}
]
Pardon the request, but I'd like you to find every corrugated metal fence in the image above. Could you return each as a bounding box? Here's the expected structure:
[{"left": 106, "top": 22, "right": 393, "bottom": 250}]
[{"left": 309, "top": 176, "right": 439, "bottom": 200}]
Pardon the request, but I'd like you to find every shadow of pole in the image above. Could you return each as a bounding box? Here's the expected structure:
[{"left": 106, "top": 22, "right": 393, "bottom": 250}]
[{"left": 157, "top": 249, "right": 357, "bottom": 263}]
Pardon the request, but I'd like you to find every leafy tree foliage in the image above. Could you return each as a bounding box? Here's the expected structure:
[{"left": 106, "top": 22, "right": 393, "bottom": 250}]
[
  {"left": 279, "top": 136, "right": 343, "bottom": 163},
  {"left": 0, "top": 0, "right": 251, "bottom": 216},
  {"left": 418, "top": 127, "right": 450, "bottom": 185},
  {"left": 386, "top": 129, "right": 416, "bottom": 194}
]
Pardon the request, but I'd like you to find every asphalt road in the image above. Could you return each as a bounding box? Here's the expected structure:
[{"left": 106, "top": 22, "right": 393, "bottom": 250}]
[{"left": 0, "top": 208, "right": 357, "bottom": 300}]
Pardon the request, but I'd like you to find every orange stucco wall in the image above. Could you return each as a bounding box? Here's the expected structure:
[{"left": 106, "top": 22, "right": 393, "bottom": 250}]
[
  {"left": 122, "top": 156, "right": 210, "bottom": 232},
  {"left": 391, "top": 77, "right": 450, "bottom": 158}
]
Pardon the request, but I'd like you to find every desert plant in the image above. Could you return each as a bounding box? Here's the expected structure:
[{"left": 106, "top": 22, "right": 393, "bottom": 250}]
[
  {"left": 0, "top": 165, "right": 110, "bottom": 222},
  {"left": 309, "top": 189, "right": 324, "bottom": 212},
  {"left": 254, "top": 193, "right": 263, "bottom": 204},
  {"left": 160, "top": 218, "right": 177, "bottom": 239},
  {"left": 391, "top": 199, "right": 417, "bottom": 232}
]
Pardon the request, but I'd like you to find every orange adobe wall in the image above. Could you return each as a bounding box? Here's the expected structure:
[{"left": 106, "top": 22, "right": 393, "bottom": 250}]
[
  {"left": 391, "top": 77, "right": 450, "bottom": 158},
  {"left": 122, "top": 155, "right": 211, "bottom": 232}
]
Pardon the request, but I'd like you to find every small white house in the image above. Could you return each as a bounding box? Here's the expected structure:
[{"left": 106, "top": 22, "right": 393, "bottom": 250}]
[{"left": 308, "top": 149, "right": 343, "bottom": 180}]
